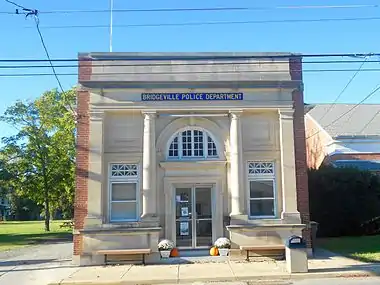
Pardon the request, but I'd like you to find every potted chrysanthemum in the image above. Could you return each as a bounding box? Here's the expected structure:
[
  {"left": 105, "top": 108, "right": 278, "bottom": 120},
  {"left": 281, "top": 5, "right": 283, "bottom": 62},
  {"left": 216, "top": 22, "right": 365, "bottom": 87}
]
[
  {"left": 157, "top": 239, "right": 175, "bottom": 258},
  {"left": 214, "top": 237, "right": 231, "bottom": 256}
]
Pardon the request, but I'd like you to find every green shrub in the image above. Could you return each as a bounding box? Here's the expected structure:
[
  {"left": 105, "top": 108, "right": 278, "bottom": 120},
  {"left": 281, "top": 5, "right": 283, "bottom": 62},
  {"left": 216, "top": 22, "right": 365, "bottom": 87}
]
[{"left": 309, "top": 165, "right": 380, "bottom": 237}]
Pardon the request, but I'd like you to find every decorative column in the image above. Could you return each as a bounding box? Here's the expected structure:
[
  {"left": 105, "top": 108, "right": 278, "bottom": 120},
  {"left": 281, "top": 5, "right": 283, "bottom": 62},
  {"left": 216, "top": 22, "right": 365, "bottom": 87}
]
[
  {"left": 84, "top": 111, "right": 104, "bottom": 227},
  {"left": 229, "top": 110, "right": 244, "bottom": 216},
  {"left": 278, "top": 109, "right": 301, "bottom": 223},
  {"left": 141, "top": 111, "right": 157, "bottom": 219}
]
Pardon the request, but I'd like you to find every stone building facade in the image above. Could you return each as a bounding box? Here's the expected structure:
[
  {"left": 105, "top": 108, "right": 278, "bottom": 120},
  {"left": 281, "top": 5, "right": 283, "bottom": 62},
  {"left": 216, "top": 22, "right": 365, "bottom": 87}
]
[{"left": 73, "top": 52, "right": 311, "bottom": 265}]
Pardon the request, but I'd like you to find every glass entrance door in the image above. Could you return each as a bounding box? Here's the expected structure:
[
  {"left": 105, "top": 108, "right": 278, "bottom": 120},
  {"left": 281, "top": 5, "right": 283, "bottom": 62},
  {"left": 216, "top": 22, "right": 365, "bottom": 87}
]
[
  {"left": 175, "top": 186, "right": 213, "bottom": 248},
  {"left": 175, "top": 188, "right": 192, "bottom": 248},
  {"left": 194, "top": 187, "right": 212, "bottom": 247}
]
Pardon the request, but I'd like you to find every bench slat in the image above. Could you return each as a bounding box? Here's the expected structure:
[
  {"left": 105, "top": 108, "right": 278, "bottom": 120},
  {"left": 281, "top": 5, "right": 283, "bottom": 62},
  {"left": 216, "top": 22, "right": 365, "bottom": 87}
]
[
  {"left": 240, "top": 245, "right": 285, "bottom": 250},
  {"left": 96, "top": 249, "right": 151, "bottom": 255}
]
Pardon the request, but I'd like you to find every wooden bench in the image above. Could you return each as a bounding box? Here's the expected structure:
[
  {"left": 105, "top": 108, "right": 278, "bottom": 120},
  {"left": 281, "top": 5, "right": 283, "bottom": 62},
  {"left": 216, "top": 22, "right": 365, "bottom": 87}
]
[
  {"left": 95, "top": 249, "right": 151, "bottom": 265},
  {"left": 59, "top": 221, "right": 74, "bottom": 229},
  {"left": 240, "top": 245, "right": 285, "bottom": 261}
]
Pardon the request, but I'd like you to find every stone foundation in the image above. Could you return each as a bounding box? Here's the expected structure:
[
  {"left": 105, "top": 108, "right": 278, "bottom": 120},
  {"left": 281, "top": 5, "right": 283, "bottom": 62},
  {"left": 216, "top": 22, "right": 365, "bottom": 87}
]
[{"left": 73, "top": 226, "right": 162, "bottom": 266}]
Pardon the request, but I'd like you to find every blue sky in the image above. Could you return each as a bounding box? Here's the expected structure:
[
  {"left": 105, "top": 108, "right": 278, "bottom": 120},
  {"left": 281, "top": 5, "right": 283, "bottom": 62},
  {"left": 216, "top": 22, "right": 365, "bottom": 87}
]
[{"left": 0, "top": 0, "right": 380, "bottom": 139}]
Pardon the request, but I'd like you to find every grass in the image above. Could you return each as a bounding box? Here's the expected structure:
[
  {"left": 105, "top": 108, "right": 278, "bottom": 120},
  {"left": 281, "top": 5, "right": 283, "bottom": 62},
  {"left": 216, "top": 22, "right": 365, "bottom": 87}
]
[
  {"left": 320, "top": 235, "right": 380, "bottom": 263},
  {"left": 0, "top": 220, "right": 72, "bottom": 251}
]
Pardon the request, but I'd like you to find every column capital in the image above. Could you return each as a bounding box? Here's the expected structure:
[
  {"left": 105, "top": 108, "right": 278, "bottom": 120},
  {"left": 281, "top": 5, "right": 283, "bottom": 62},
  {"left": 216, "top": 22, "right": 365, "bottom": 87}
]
[
  {"left": 229, "top": 110, "right": 244, "bottom": 119},
  {"left": 278, "top": 109, "right": 294, "bottom": 120},
  {"left": 89, "top": 111, "right": 105, "bottom": 121},
  {"left": 142, "top": 110, "right": 157, "bottom": 118}
]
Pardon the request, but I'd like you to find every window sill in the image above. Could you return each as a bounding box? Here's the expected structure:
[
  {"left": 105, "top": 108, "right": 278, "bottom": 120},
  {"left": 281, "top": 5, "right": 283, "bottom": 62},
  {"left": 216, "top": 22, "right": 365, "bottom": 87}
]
[
  {"left": 248, "top": 216, "right": 278, "bottom": 220},
  {"left": 78, "top": 224, "right": 162, "bottom": 234},
  {"left": 160, "top": 160, "right": 226, "bottom": 171},
  {"left": 110, "top": 219, "right": 139, "bottom": 223},
  {"left": 226, "top": 223, "right": 306, "bottom": 232}
]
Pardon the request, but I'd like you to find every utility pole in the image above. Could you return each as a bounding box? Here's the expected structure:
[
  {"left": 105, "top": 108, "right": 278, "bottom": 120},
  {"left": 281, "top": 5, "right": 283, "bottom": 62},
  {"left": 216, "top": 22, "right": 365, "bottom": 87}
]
[{"left": 109, "top": 0, "right": 113, "bottom": 52}]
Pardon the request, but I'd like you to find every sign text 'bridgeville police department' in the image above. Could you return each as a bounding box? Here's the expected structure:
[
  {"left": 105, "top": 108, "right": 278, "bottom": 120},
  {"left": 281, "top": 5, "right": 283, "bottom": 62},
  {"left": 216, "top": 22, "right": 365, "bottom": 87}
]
[{"left": 141, "top": 93, "right": 244, "bottom": 101}]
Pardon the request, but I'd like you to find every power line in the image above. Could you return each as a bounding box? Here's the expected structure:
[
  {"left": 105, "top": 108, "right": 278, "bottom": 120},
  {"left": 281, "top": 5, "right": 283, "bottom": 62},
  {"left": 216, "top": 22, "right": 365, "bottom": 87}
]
[
  {"left": 358, "top": 109, "right": 380, "bottom": 134},
  {"left": 4, "top": 0, "right": 25, "bottom": 10},
  {"left": 4, "top": 68, "right": 380, "bottom": 77},
  {"left": 317, "top": 57, "right": 369, "bottom": 124},
  {"left": 306, "top": 84, "right": 380, "bottom": 140},
  {"left": 1, "top": 4, "right": 379, "bottom": 15},
  {"left": 34, "top": 16, "right": 64, "bottom": 93},
  {"left": 4, "top": 0, "right": 65, "bottom": 93},
  {"left": 16, "top": 16, "right": 380, "bottom": 30},
  {"left": 1, "top": 59, "right": 380, "bottom": 69},
  {"left": 0, "top": 53, "right": 378, "bottom": 63},
  {"left": 4, "top": 0, "right": 37, "bottom": 17}
]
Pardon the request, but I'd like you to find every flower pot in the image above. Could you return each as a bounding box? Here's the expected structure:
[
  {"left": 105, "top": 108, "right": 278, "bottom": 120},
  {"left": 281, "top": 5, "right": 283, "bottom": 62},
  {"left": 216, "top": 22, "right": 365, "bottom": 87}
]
[
  {"left": 160, "top": 250, "right": 171, "bottom": 258},
  {"left": 218, "top": 248, "right": 229, "bottom": 256}
]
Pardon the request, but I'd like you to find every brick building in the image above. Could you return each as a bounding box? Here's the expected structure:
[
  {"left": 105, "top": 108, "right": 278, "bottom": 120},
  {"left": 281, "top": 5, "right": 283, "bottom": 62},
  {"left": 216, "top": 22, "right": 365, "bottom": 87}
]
[
  {"left": 305, "top": 103, "right": 380, "bottom": 173},
  {"left": 73, "top": 52, "right": 311, "bottom": 265}
]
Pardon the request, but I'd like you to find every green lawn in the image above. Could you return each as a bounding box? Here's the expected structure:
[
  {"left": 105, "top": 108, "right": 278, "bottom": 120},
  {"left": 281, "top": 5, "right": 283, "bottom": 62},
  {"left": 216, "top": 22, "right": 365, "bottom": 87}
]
[
  {"left": 0, "top": 220, "right": 72, "bottom": 251},
  {"left": 320, "top": 235, "right": 380, "bottom": 263}
]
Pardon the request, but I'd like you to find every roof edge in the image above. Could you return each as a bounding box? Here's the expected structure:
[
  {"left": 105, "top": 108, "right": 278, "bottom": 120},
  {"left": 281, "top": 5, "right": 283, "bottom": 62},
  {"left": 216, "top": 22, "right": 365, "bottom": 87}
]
[
  {"left": 335, "top": 135, "right": 380, "bottom": 140},
  {"left": 79, "top": 80, "right": 302, "bottom": 90},
  {"left": 78, "top": 52, "right": 301, "bottom": 61}
]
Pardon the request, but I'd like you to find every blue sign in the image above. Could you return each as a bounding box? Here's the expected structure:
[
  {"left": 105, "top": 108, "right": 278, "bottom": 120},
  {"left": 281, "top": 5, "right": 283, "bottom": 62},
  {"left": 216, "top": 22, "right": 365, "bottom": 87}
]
[{"left": 141, "top": 92, "right": 243, "bottom": 101}]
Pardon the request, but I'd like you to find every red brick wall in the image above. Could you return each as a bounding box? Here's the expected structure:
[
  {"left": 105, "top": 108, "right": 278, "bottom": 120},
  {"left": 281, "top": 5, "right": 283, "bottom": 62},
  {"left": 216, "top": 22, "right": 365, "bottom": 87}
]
[
  {"left": 289, "top": 57, "right": 312, "bottom": 250},
  {"left": 73, "top": 57, "right": 92, "bottom": 256},
  {"left": 78, "top": 56, "right": 92, "bottom": 81}
]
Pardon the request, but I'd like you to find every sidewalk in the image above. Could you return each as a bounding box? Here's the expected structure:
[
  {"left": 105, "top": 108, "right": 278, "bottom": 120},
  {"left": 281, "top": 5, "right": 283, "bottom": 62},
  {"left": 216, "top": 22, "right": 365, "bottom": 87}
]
[{"left": 48, "top": 249, "right": 380, "bottom": 285}]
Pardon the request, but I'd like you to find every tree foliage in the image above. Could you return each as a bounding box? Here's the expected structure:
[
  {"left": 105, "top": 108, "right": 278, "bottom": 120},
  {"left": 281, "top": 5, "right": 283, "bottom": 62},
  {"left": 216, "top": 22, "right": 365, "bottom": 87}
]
[
  {"left": 0, "top": 89, "right": 76, "bottom": 230},
  {"left": 0, "top": 157, "right": 12, "bottom": 196},
  {"left": 309, "top": 165, "right": 380, "bottom": 237}
]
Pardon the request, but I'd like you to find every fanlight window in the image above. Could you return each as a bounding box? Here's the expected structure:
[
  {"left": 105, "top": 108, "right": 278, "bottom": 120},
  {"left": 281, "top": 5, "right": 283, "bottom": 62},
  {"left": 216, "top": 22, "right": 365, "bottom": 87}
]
[{"left": 168, "top": 129, "right": 218, "bottom": 159}]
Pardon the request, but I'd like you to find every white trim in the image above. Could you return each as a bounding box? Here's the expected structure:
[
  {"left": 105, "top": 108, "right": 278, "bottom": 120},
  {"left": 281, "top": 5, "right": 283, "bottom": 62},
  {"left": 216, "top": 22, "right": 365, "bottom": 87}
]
[
  {"left": 156, "top": 117, "right": 227, "bottom": 161},
  {"left": 108, "top": 163, "right": 140, "bottom": 222},
  {"left": 166, "top": 127, "right": 219, "bottom": 160},
  {"left": 159, "top": 113, "right": 229, "bottom": 117},
  {"left": 109, "top": 163, "right": 138, "bottom": 178},
  {"left": 338, "top": 138, "right": 380, "bottom": 143},
  {"left": 163, "top": 176, "right": 223, "bottom": 249},
  {"left": 333, "top": 159, "right": 380, "bottom": 162},
  {"left": 174, "top": 185, "right": 214, "bottom": 249},
  {"left": 246, "top": 161, "right": 278, "bottom": 219},
  {"left": 328, "top": 150, "right": 380, "bottom": 156}
]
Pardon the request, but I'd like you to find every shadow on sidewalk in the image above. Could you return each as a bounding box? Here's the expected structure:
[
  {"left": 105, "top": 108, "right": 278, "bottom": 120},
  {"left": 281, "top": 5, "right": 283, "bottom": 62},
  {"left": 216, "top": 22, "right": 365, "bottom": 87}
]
[
  {"left": 309, "top": 263, "right": 380, "bottom": 276},
  {"left": 309, "top": 248, "right": 335, "bottom": 260},
  {"left": 0, "top": 258, "right": 76, "bottom": 270}
]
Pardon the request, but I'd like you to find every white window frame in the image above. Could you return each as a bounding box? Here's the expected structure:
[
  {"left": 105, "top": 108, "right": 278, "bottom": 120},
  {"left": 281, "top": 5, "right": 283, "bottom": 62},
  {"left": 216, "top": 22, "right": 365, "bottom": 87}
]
[
  {"left": 108, "top": 163, "right": 140, "bottom": 222},
  {"left": 247, "top": 161, "right": 277, "bottom": 219},
  {"left": 167, "top": 127, "right": 219, "bottom": 160}
]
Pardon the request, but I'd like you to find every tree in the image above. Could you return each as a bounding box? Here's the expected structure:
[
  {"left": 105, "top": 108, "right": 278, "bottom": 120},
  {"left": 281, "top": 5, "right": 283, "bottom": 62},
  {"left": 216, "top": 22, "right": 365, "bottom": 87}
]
[
  {"left": 0, "top": 89, "right": 76, "bottom": 231},
  {"left": 0, "top": 156, "right": 12, "bottom": 192}
]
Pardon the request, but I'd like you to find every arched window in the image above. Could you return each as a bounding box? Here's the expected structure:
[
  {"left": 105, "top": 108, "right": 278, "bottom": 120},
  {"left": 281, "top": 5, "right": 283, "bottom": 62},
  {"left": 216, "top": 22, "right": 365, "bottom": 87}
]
[{"left": 168, "top": 128, "right": 218, "bottom": 159}]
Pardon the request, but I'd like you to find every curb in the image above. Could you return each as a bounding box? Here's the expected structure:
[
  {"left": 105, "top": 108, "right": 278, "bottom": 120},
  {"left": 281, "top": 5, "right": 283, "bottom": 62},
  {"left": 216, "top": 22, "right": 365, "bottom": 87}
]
[{"left": 48, "top": 269, "right": 378, "bottom": 285}]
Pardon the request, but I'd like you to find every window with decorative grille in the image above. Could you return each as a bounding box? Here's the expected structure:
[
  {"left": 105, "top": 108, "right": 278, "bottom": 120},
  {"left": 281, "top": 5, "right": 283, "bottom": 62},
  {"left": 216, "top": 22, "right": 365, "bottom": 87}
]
[
  {"left": 247, "top": 161, "right": 276, "bottom": 218},
  {"left": 168, "top": 128, "right": 218, "bottom": 160},
  {"left": 109, "top": 164, "right": 139, "bottom": 222}
]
